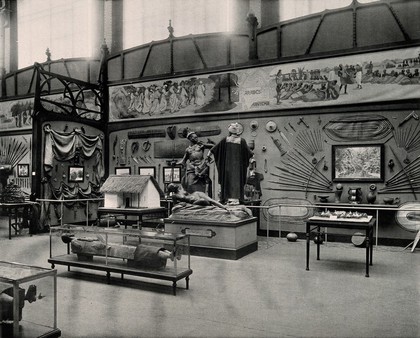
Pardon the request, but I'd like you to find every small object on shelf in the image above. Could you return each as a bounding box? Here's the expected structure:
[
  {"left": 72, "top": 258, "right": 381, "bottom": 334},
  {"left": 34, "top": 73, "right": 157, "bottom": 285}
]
[
  {"left": 383, "top": 197, "right": 400, "bottom": 205},
  {"left": 332, "top": 210, "right": 346, "bottom": 218},
  {"left": 317, "top": 195, "right": 329, "bottom": 203},
  {"left": 61, "top": 234, "right": 74, "bottom": 244},
  {"left": 286, "top": 232, "right": 298, "bottom": 242},
  {"left": 367, "top": 184, "right": 377, "bottom": 204},
  {"left": 348, "top": 187, "right": 362, "bottom": 204},
  {"left": 335, "top": 183, "right": 343, "bottom": 203},
  {"left": 319, "top": 210, "right": 332, "bottom": 217},
  {"left": 351, "top": 232, "right": 366, "bottom": 247},
  {"left": 313, "top": 234, "right": 324, "bottom": 244}
]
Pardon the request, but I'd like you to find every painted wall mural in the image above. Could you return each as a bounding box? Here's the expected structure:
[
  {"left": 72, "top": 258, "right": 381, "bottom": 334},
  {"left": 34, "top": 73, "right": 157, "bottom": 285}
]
[
  {"left": 109, "top": 47, "right": 420, "bottom": 121},
  {"left": 0, "top": 98, "right": 33, "bottom": 131},
  {"left": 0, "top": 91, "right": 102, "bottom": 132},
  {"left": 110, "top": 74, "right": 238, "bottom": 119}
]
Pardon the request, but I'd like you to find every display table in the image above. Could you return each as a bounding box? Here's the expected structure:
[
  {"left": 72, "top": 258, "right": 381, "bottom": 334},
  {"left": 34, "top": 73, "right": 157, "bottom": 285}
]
[
  {"left": 0, "top": 202, "right": 38, "bottom": 240},
  {"left": 0, "top": 261, "right": 60, "bottom": 337},
  {"left": 97, "top": 207, "right": 166, "bottom": 228},
  {"left": 314, "top": 202, "right": 400, "bottom": 246},
  {"left": 164, "top": 217, "right": 257, "bottom": 260},
  {"left": 306, "top": 216, "right": 375, "bottom": 277}
]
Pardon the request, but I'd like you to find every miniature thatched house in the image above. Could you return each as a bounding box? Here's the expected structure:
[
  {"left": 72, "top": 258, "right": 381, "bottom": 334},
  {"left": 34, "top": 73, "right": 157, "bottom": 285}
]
[{"left": 100, "top": 175, "right": 164, "bottom": 208}]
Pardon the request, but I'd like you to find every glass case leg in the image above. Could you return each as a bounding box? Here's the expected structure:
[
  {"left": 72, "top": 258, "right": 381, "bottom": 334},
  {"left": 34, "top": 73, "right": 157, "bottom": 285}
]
[
  {"left": 13, "top": 284, "right": 19, "bottom": 336},
  {"left": 172, "top": 281, "right": 177, "bottom": 296},
  {"left": 317, "top": 226, "right": 321, "bottom": 260}
]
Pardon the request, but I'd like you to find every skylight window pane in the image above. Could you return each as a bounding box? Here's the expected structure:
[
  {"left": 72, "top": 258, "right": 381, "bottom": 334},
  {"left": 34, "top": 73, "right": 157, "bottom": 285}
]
[{"left": 17, "top": 0, "right": 94, "bottom": 68}]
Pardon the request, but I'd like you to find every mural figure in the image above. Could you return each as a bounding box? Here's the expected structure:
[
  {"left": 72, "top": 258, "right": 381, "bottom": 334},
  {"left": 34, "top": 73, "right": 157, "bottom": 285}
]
[
  {"left": 143, "top": 86, "right": 153, "bottom": 114},
  {"left": 355, "top": 63, "right": 363, "bottom": 89},
  {"left": 112, "top": 86, "right": 134, "bottom": 118},
  {"left": 169, "top": 82, "right": 180, "bottom": 113},
  {"left": 10, "top": 101, "right": 33, "bottom": 128},
  {"left": 208, "top": 123, "right": 253, "bottom": 205},
  {"left": 271, "top": 69, "right": 283, "bottom": 104},
  {"left": 338, "top": 64, "right": 352, "bottom": 94},
  {"left": 195, "top": 80, "right": 206, "bottom": 106}
]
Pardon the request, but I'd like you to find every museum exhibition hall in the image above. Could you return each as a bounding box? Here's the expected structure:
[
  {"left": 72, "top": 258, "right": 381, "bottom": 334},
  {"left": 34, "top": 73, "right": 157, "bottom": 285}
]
[{"left": 0, "top": 0, "right": 419, "bottom": 337}]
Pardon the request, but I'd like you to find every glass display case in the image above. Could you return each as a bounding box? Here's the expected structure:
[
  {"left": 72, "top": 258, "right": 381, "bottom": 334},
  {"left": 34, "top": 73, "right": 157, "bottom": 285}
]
[
  {"left": 0, "top": 261, "right": 60, "bottom": 337},
  {"left": 48, "top": 225, "right": 192, "bottom": 295}
]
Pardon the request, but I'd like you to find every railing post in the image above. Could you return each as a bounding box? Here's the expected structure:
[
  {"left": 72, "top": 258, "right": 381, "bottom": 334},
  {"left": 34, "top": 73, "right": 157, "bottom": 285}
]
[
  {"left": 60, "top": 199, "right": 64, "bottom": 226},
  {"left": 86, "top": 201, "right": 89, "bottom": 226}
]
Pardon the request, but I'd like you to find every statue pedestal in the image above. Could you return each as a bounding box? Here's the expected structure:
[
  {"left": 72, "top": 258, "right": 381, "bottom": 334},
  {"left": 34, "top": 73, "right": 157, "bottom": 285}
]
[{"left": 164, "top": 217, "right": 257, "bottom": 260}]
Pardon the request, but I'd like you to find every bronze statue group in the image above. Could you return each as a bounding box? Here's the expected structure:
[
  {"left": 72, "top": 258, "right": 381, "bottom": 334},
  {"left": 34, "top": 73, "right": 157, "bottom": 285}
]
[{"left": 173, "top": 123, "right": 258, "bottom": 208}]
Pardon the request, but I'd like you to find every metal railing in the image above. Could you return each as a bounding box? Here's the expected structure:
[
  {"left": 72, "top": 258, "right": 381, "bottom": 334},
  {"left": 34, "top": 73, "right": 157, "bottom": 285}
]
[
  {"left": 36, "top": 198, "right": 104, "bottom": 227},
  {"left": 245, "top": 202, "right": 420, "bottom": 248}
]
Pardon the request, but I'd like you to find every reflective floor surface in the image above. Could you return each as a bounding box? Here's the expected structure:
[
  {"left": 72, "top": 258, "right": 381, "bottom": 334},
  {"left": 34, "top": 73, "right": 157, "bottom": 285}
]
[{"left": 0, "top": 217, "right": 419, "bottom": 338}]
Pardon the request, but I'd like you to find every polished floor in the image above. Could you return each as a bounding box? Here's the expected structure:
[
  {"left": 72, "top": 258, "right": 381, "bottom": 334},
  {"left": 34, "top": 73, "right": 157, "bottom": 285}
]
[{"left": 0, "top": 217, "right": 419, "bottom": 338}]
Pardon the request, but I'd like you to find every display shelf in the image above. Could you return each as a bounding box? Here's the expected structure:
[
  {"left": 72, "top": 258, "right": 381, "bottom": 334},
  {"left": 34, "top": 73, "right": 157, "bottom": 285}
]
[
  {"left": 314, "top": 202, "right": 398, "bottom": 209},
  {"left": 97, "top": 206, "right": 167, "bottom": 228},
  {"left": 0, "top": 261, "right": 60, "bottom": 337},
  {"left": 48, "top": 225, "right": 192, "bottom": 295},
  {"left": 314, "top": 202, "right": 404, "bottom": 246}
]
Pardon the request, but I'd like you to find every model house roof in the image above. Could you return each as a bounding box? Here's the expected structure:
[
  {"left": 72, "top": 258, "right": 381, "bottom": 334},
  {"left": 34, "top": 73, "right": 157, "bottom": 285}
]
[{"left": 100, "top": 175, "right": 164, "bottom": 197}]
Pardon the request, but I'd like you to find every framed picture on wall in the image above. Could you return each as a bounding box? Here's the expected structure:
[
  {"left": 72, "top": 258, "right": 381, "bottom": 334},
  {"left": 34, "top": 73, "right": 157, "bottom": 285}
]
[
  {"left": 139, "top": 166, "right": 156, "bottom": 178},
  {"left": 115, "top": 167, "right": 131, "bottom": 175},
  {"left": 332, "top": 144, "right": 384, "bottom": 182},
  {"left": 17, "top": 164, "right": 29, "bottom": 177},
  {"left": 163, "top": 166, "right": 181, "bottom": 183},
  {"left": 68, "top": 166, "right": 84, "bottom": 183}
]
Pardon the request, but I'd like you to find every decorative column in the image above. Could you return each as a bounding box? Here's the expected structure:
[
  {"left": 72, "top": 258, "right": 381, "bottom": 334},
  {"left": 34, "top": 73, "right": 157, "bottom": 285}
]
[
  {"left": 247, "top": 13, "right": 259, "bottom": 61},
  {"left": 0, "top": 1, "right": 8, "bottom": 96},
  {"left": 99, "top": 39, "right": 110, "bottom": 178},
  {"left": 104, "top": 0, "right": 123, "bottom": 54}
]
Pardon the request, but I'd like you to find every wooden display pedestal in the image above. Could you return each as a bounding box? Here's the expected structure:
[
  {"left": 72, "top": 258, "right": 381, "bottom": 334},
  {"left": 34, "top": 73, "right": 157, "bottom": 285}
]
[{"left": 164, "top": 217, "right": 258, "bottom": 260}]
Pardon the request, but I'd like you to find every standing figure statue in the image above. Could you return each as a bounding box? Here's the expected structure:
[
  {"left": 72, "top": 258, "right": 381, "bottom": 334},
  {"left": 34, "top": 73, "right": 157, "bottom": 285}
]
[
  {"left": 177, "top": 129, "right": 214, "bottom": 196},
  {"left": 208, "top": 123, "right": 253, "bottom": 205}
]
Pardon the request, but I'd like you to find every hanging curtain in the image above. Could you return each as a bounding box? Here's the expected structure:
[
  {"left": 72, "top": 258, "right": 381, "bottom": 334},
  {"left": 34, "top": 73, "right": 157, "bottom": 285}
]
[{"left": 43, "top": 124, "right": 104, "bottom": 179}]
